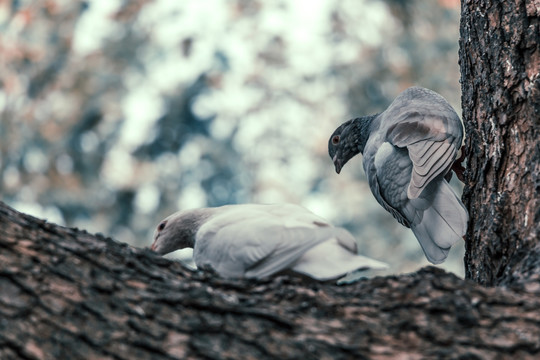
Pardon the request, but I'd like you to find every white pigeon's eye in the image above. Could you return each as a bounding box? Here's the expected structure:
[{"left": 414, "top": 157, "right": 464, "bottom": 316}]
[
  {"left": 332, "top": 135, "right": 340, "bottom": 145},
  {"left": 157, "top": 221, "right": 167, "bottom": 231}
]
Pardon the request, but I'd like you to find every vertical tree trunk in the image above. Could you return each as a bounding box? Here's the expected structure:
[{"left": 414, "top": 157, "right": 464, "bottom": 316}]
[{"left": 459, "top": 0, "right": 539, "bottom": 286}]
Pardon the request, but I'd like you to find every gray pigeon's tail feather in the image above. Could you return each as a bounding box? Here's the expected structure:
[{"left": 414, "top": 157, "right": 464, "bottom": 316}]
[{"left": 411, "top": 180, "right": 468, "bottom": 264}]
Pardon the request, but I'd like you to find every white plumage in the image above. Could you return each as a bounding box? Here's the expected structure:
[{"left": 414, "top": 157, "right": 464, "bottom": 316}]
[{"left": 151, "top": 203, "right": 387, "bottom": 281}]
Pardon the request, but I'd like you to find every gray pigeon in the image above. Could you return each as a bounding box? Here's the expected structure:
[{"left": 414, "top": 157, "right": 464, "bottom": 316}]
[
  {"left": 151, "top": 203, "right": 387, "bottom": 281},
  {"left": 328, "top": 87, "right": 468, "bottom": 264}
]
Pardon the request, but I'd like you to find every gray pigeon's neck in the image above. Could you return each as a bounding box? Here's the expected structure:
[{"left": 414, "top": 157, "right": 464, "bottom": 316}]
[{"left": 351, "top": 114, "right": 378, "bottom": 154}]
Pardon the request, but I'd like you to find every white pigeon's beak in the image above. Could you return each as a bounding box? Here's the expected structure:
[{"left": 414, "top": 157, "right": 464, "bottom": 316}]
[{"left": 150, "top": 233, "right": 160, "bottom": 251}]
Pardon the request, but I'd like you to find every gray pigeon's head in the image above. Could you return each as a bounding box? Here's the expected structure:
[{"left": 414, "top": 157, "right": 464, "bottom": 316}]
[
  {"left": 328, "top": 119, "right": 358, "bottom": 174},
  {"left": 151, "top": 209, "right": 208, "bottom": 255},
  {"left": 328, "top": 115, "right": 377, "bottom": 174}
]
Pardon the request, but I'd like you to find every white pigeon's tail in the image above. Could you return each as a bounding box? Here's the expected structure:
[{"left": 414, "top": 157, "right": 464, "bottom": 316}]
[
  {"left": 291, "top": 238, "right": 388, "bottom": 281},
  {"left": 410, "top": 180, "right": 468, "bottom": 264}
]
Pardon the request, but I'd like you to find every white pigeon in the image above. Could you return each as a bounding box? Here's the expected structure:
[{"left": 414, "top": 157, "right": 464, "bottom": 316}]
[{"left": 150, "top": 203, "right": 387, "bottom": 281}]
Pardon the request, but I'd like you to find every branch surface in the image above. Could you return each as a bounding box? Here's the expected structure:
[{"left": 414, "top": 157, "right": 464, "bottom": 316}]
[{"left": 0, "top": 202, "right": 539, "bottom": 359}]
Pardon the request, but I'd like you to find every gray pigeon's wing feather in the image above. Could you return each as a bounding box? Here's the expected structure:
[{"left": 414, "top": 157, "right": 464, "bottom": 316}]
[
  {"left": 410, "top": 179, "right": 468, "bottom": 263},
  {"left": 382, "top": 87, "right": 463, "bottom": 199},
  {"left": 410, "top": 223, "right": 451, "bottom": 264}
]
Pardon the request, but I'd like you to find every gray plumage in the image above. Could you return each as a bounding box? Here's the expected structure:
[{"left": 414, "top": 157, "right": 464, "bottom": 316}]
[
  {"left": 151, "top": 203, "right": 387, "bottom": 281},
  {"left": 328, "top": 87, "right": 468, "bottom": 264}
]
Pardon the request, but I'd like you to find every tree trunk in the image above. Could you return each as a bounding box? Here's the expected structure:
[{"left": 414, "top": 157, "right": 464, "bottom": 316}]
[
  {"left": 1, "top": 201, "right": 539, "bottom": 360},
  {"left": 459, "top": 0, "right": 540, "bottom": 286}
]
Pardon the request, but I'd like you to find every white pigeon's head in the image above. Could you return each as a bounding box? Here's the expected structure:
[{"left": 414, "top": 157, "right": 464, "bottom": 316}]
[{"left": 150, "top": 210, "right": 205, "bottom": 255}]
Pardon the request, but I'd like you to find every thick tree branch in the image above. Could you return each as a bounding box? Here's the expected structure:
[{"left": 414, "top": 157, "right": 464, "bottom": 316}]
[{"left": 1, "top": 202, "right": 539, "bottom": 359}]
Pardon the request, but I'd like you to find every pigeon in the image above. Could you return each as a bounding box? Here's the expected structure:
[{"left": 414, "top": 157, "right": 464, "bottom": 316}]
[
  {"left": 328, "top": 86, "right": 468, "bottom": 264},
  {"left": 150, "top": 203, "right": 388, "bottom": 281}
]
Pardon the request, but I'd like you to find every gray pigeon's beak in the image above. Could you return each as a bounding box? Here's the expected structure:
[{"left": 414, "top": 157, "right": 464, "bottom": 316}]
[{"left": 333, "top": 155, "right": 342, "bottom": 174}]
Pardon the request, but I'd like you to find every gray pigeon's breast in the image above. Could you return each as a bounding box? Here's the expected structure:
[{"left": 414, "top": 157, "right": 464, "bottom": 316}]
[
  {"left": 362, "top": 130, "right": 384, "bottom": 172},
  {"left": 375, "top": 145, "right": 412, "bottom": 204},
  {"left": 364, "top": 139, "right": 417, "bottom": 225}
]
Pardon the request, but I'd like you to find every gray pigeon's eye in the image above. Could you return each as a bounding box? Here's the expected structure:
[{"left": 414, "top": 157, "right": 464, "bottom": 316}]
[{"left": 332, "top": 135, "right": 340, "bottom": 145}]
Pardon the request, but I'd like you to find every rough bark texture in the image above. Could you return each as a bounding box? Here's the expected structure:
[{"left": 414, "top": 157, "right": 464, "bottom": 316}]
[
  {"left": 459, "top": 0, "right": 540, "bottom": 286},
  {"left": 0, "top": 201, "right": 539, "bottom": 360}
]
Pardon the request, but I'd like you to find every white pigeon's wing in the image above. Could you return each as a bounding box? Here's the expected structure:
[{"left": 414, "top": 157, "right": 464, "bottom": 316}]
[
  {"left": 193, "top": 205, "right": 349, "bottom": 279},
  {"left": 263, "top": 203, "right": 333, "bottom": 228},
  {"left": 382, "top": 87, "right": 463, "bottom": 199},
  {"left": 243, "top": 226, "right": 355, "bottom": 279}
]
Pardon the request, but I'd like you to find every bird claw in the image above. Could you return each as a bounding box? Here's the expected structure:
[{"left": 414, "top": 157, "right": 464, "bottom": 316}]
[{"left": 450, "top": 146, "right": 466, "bottom": 183}]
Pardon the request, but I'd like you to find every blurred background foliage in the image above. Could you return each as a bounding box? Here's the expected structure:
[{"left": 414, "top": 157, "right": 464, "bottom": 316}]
[{"left": 0, "top": 0, "right": 464, "bottom": 276}]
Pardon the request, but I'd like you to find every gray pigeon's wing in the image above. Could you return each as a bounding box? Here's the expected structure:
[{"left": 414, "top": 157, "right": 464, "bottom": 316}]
[{"left": 383, "top": 87, "right": 463, "bottom": 199}]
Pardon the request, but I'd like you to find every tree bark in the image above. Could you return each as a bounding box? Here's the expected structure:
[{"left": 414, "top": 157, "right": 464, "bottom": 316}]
[
  {"left": 459, "top": 0, "right": 540, "bottom": 286},
  {"left": 1, "top": 201, "right": 539, "bottom": 360}
]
